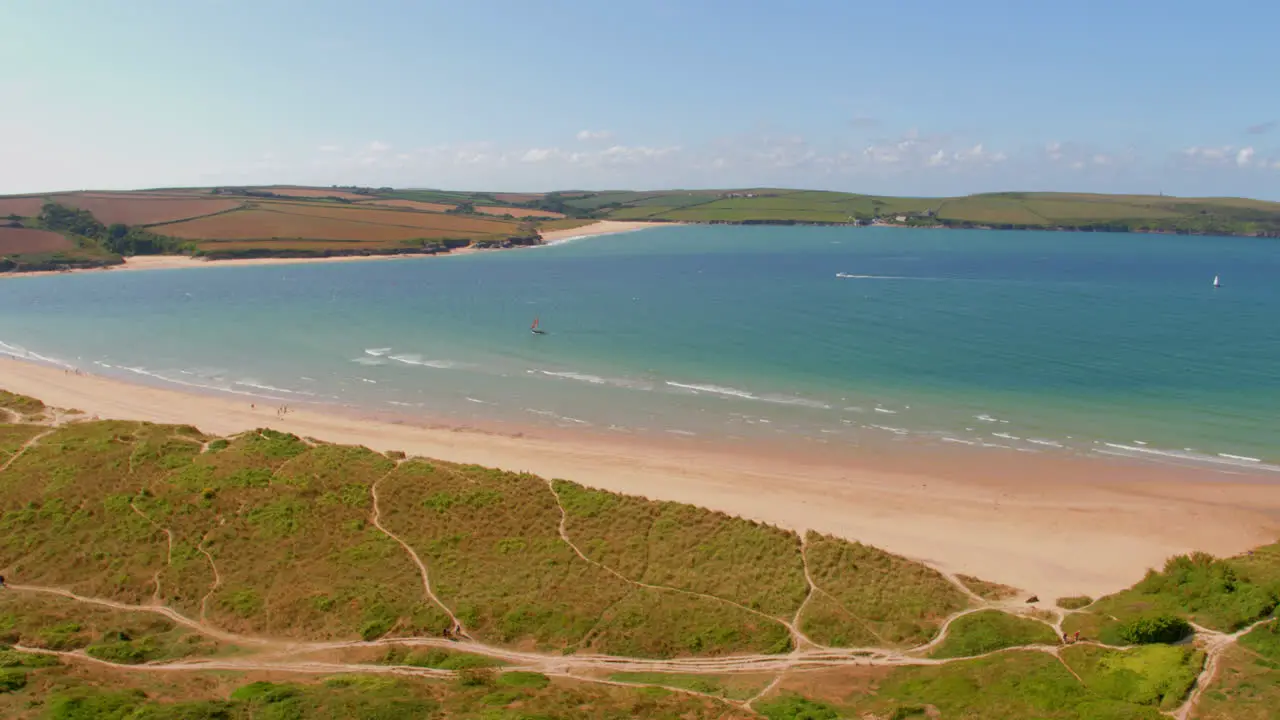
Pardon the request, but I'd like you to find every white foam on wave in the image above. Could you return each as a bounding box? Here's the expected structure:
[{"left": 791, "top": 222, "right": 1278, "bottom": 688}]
[
  {"left": 114, "top": 365, "right": 291, "bottom": 401},
  {"left": 352, "top": 357, "right": 385, "bottom": 366},
  {"left": 874, "top": 407, "right": 897, "bottom": 415},
  {"left": 870, "top": 425, "right": 909, "bottom": 435},
  {"left": 975, "top": 414, "right": 1010, "bottom": 424},
  {"left": 942, "top": 437, "right": 979, "bottom": 446},
  {"left": 1097, "top": 442, "right": 1280, "bottom": 472},
  {"left": 388, "top": 354, "right": 457, "bottom": 369},
  {"left": 364, "top": 348, "right": 392, "bottom": 357},
  {"left": 234, "top": 379, "right": 316, "bottom": 397},
  {"left": 666, "top": 381, "right": 757, "bottom": 400},
  {"left": 992, "top": 432, "right": 1021, "bottom": 441},
  {"left": 0, "top": 340, "right": 76, "bottom": 369},
  {"left": 534, "top": 369, "right": 608, "bottom": 385},
  {"left": 667, "top": 429, "right": 697, "bottom": 436},
  {"left": 465, "top": 397, "right": 492, "bottom": 405},
  {"left": 1027, "top": 439, "right": 1064, "bottom": 448}
]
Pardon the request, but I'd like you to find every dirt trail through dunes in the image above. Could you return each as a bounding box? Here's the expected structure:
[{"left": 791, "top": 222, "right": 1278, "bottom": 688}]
[
  {"left": 6, "top": 582, "right": 1255, "bottom": 717},
  {"left": 0, "top": 428, "right": 54, "bottom": 473},
  {"left": 369, "top": 468, "right": 468, "bottom": 637}
]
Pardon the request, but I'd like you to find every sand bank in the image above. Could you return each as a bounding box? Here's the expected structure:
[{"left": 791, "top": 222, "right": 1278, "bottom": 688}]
[
  {"left": 2, "top": 356, "right": 1278, "bottom": 602},
  {"left": 0, "top": 221, "right": 670, "bottom": 278}
]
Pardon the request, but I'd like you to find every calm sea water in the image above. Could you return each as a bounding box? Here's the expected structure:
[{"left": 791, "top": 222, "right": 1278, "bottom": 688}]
[{"left": 1, "top": 225, "right": 1278, "bottom": 469}]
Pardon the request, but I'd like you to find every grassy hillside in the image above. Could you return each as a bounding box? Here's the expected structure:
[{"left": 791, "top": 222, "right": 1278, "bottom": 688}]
[
  {"left": 591, "top": 189, "right": 1280, "bottom": 235},
  {"left": 1, "top": 387, "right": 1278, "bottom": 717}
]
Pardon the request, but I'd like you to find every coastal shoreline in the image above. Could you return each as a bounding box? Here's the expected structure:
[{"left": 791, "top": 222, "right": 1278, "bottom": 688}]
[
  {"left": 3, "top": 355, "right": 1277, "bottom": 603},
  {"left": 0, "top": 220, "right": 667, "bottom": 278}
]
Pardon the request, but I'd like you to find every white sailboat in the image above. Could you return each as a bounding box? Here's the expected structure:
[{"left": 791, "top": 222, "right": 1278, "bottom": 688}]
[{"left": 1213, "top": 275, "right": 1221, "bottom": 289}]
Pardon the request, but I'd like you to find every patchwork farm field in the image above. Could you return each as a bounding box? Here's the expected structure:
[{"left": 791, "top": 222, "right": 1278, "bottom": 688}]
[
  {"left": 0, "top": 227, "right": 73, "bottom": 254},
  {"left": 152, "top": 203, "right": 521, "bottom": 243},
  {"left": 55, "top": 193, "right": 242, "bottom": 226}
]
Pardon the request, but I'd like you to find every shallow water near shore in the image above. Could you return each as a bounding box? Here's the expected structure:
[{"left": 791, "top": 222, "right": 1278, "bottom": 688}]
[{"left": 1, "top": 225, "right": 1278, "bottom": 468}]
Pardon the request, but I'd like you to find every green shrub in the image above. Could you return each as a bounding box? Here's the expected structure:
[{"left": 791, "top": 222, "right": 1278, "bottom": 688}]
[
  {"left": 497, "top": 671, "right": 550, "bottom": 689},
  {"left": 1057, "top": 596, "right": 1094, "bottom": 610},
  {"left": 755, "top": 693, "right": 841, "bottom": 720},
  {"left": 457, "top": 667, "right": 495, "bottom": 687},
  {"left": 85, "top": 641, "right": 150, "bottom": 664},
  {"left": 45, "top": 688, "right": 148, "bottom": 719},
  {"left": 0, "top": 668, "right": 27, "bottom": 693},
  {"left": 1103, "top": 615, "right": 1192, "bottom": 645}
]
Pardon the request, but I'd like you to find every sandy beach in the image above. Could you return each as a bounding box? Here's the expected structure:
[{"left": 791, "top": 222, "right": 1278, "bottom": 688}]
[
  {"left": 0, "top": 220, "right": 668, "bottom": 278},
  {"left": 3, "top": 356, "right": 1277, "bottom": 602}
]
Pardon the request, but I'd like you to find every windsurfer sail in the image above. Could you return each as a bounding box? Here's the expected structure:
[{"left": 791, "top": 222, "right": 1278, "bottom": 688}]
[{"left": 531, "top": 317, "right": 546, "bottom": 335}]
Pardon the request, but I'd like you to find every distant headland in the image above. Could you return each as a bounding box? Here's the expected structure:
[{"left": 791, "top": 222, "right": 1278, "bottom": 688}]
[{"left": 2, "top": 185, "right": 1277, "bottom": 274}]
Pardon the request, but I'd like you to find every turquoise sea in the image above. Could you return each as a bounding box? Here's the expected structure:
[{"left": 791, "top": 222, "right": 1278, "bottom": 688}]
[{"left": 1, "top": 225, "right": 1278, "bottom": 469}]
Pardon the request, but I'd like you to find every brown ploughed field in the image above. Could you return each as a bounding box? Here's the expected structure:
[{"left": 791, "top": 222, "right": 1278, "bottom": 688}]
[
  {"left": 0, "top": 227, "right": 74, "bottom": 254},
  {"left": 263, "top": 187, "right": 374, "bottom": 201},
  {"left": 356, "top": 198, "right": 456, "bottom": 213},
  {"left": 493, "top": 192, "right": 544, "bottom": 203},
  {"left": 475, "top": 205, "right": 564, "bottom": 219},
  {"left": 0, "top": 197, "right": 48, "bottom": 217},
  {"left": 250, "top": 202, "right": 519, "bottom": 233},
  {"left": 154, "top": 205, "right": 516, "bottom": 242},
  {"left": 57, "top": 193, "right": 242, "bottom": 225}
]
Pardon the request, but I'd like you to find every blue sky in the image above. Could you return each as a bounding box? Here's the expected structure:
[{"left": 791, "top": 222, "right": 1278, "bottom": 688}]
[{"left": 3, "top": 0, "right": 1278, "bottom": 198}]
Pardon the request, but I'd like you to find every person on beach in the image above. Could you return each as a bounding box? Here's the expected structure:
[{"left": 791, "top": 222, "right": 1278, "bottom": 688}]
[
  {"left": 1074, "top": 631, "right": 1080, "bottom": 643},
  {"left": 0, "top": 574, "right": 6, "bottom": 588},
  {"left": 1062, "top": 632, "right": 1070, "bottom": 644}
]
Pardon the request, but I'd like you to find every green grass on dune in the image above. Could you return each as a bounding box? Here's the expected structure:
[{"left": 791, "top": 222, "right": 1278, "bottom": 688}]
[
  {"left": 849, "top": 650, "right": 1170, "bottom": 719},
  {"left": 2, "top": 669, "right": 754, "bottom": 720},
  {"left": 927, "top": 610, "right": 1059, "bottom": 658},
  {"left": 0, "top": 408, "right": 975, "bottom": 659},
  {"left": 802, "top": 531, "right": 971, "bottom": 647},
  {"left": 552, "top": 480, "right": 809, "bottom": 618},
  {"left": 1060, "top": 644, "right": 1204, "bottom": 711},
  {"left": 1064, "top": 548, "right": 1280, "bottom": 641}
]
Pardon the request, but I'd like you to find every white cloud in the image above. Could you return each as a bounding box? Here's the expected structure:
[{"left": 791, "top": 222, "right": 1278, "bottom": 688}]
[
  {"left": 318, "top": 144, "right": 342, "bottom": 153},
  {"left": 1045, "top": 142, "right": 1063, "bottom": 161},
  {"left": 576, "top": 129, "right": 613, "bottom": 142},
  {"left": 862, "top": 135, "right": 1005, "bottom": 170},
  {"left": 1236, "top": 146, "right": 1255, "bottom": 166},
  {"left": 521, "top": 147, "right": 559, "bottom": 163},
  {"left": 368, "top": 141, "right": 391, "bottom": 153}
]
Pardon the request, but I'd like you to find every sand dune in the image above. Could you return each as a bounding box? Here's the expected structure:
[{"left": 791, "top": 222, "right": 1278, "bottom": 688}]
[{"left": 2, "top": 356, "right": 1276, "bottom": 602}]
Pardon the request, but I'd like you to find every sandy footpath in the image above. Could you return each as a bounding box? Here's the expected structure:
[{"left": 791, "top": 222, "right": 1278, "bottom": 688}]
[
  {"left": 0, "top": 221, "right": 670, "bottom": 278},
  {"left": 3, "top": 357, "right": 1277, "bottom": 602}
]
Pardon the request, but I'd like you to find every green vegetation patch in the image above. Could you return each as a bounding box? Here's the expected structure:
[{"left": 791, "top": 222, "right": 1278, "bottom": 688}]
[
  {"left": 852, "top": 650, "right": 1166, "bottom": 719},
  {"left": 928, "top": 610, "right": 1059, "bottom": 658},
  {"left": 802, "top": 531, "right": 970, "bottom": 646},
  {"left": 0, "top": 391, "right": 45, "bottom": 419},
  {"left": 609, "top": 671, "right": 767, "bottom": 701},
  {"left": 378, "top": 644, "right": 504, "bottom": 670},
  {"left": 1070, "top": 548, "right": 1280, "bottom": 637},
  {"left": 1062, "top": 643, "right": 1204, "bottom": 710},
  {"left": 0, "top": 593, "right": 218, "bottom": 661},
  {"left": 956, "top": 574, "right": 1019, "bottom": 601},
  {"left": 1057, "top": 595, "right": 1094, "bottom": 610},
  {"left": 755, "top": 693, "right": 842, "bottom": 719}
]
